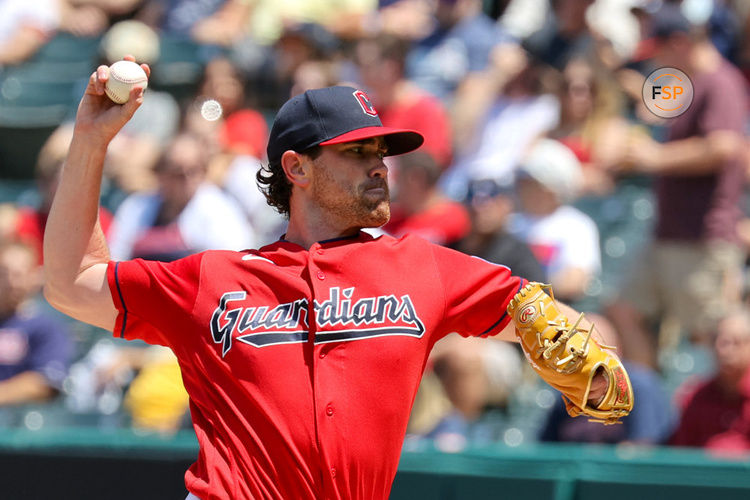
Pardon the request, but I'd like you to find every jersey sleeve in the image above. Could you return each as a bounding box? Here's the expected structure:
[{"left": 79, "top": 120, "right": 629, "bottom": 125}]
[
  {"left": 107, "top": 253, "right": 205, "bottom": 346},
  {"left": 431, "top": 243, "right": 526, "bottom": 339}
]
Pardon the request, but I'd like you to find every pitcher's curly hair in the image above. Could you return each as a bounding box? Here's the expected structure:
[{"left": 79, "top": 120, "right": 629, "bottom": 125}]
[{"left": 256, "top": 146, "right": 322, "bottom": 218}]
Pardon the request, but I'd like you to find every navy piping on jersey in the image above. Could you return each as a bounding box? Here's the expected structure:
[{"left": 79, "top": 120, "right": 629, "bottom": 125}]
[
  {"left": 317, "top": 232, "right": 362, "bottom": 244},
  {"left": 279, "top": 232, "right": 362, "bottom": 245},
  {"left": 114, "top": 262, "right": 128, "bottom": 338},
  {"left": 315, "top": 326, "right": 425, "bottom": 343},
  {"left": 479, "top": 279, "right": 526, "bottom": 337}
]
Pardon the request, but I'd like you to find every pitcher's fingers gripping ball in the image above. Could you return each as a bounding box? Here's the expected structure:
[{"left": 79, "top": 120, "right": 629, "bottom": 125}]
[
  {"left": 507, "top": 282, "right": 634, "bottom": 424},
  {"left": 105, "top": 60, "right": 148, "bottom": 104}
]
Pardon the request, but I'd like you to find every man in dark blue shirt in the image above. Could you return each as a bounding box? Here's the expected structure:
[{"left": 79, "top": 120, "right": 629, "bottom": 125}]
[{"left": 0, "top": 241, "right": 72, "bottom": 406}]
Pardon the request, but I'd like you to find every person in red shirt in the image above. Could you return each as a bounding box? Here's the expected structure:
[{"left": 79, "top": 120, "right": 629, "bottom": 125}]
[
  {"left": 670, "top": 308, "right": 750, "bottom": 455},
  {"left": 43, "top": 59, "right": 612, "bottom": 499},
  {"left": 355, "top": 33, "right": 453, "bottom": 169},
  {"left": 384, "top": 151, "right": 470, "bottom": 247}
]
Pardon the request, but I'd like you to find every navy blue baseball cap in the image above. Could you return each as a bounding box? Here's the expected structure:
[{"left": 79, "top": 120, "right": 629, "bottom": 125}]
[{"left": 267, "top": 86, "right": 424, "bottom": 164}]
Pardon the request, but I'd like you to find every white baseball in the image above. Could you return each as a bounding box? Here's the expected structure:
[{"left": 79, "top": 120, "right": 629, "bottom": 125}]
[{"left": 105, "top": 60, "right": 148, "bottom": 104}]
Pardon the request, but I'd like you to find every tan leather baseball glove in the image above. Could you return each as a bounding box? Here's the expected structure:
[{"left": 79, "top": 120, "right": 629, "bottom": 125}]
[{"left": 507, "top": 282, "right": 633, "bottom": 424}]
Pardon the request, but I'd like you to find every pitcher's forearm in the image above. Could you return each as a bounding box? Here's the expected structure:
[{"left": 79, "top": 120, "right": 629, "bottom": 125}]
[{"left": 43, "top": 133, "right": 111, "bottom": 294}]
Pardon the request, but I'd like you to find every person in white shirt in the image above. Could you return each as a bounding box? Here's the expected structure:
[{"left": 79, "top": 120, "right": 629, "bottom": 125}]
[
  {"left": 108, "top": 132, "right": 254, "bottom": 261},
  {"left": 507, "top": 138, "right": 600, "bottom": 302}
]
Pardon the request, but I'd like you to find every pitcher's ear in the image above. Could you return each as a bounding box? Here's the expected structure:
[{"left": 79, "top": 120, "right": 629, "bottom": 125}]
[{"left": 281, "top": 150, "right": 312, "bottom": 188}]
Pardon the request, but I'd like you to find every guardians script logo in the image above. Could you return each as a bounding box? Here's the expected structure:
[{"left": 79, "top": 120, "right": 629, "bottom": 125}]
[{"left": 210, "top": 287, "right": 425, "bottom": 356}]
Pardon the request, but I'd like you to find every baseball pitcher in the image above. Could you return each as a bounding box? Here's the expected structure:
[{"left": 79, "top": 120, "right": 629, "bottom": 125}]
[{"left": 43, "top": 57, "right": 632, "bottom": 500}]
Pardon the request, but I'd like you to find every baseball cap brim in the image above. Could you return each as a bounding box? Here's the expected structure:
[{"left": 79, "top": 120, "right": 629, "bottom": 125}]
[{"left": 319, "top": 126, "right": 424, "bottom": 157}]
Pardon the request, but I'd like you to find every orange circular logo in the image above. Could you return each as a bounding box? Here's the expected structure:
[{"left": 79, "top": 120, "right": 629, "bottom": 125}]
[
  {"left": 642, "top": 67, "right": 694, "bottom": 118},
  {"left": 519, "top": 305, "right": 536, "bottom": 324}
]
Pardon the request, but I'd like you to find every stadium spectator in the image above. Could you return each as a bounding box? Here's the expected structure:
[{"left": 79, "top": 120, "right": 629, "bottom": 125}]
[
  {"left": 15, "top": 124, "right": 113, "bottom": 264},
  {"left": 185, "top": 56, "right": 264, "bottom": 159},
  {"left": 139, "top": 0, "right": 251, "bottom": 46},
  {"left": 0, "top": 205, "right": 18, "bottom": 242},
  {"left": 611, "top": 2, "right": 665, "bottom": 126},
  {"left": 705, "top": 0, "right": 742, "bottom": 62},
  {"left": 607, "top": 6, "right": 748, "bottom": 369},
  {"left": 383, "top": 151, "right": 469, "bottom": 247},
  {"left": 375, "top": 0, "right": 433, "bottom": 41},
  {"left": 182, "top": 56, "right": 287, "bottom": 245},
  {"left": 457, "top": 178, "right": 546, "bottom": 284},
  {"left": 62, "top": 0, "right": 145, "bottom": 35},
  {"left": 100, "top": 20, "right": 181, "bottom": 194},
  {"left": 523, "top": 0, "right": 596, "bottom": 70},
  {"left": 406, "top": 0, "right": 514, "bottom": 101},
  {"left": 199, "top": 57, "right": 250, "bottom": 117},
  {"left": 96, "top": 344, "right": 189, "bottom": 434},
  {"left": 670, "top": 307, "right": 750, "bottom": 454},
  {"left": 445, "top": 43, "right": 559, "bottom": 200},
  {"left": 243, "top": 0, "right": 378, "bottom": 45},
  {"left": 507, "top": 138, "right": 600, "bottom": 303},
  {"left": 356, "top": 34, "right": 453, "bottom": 168},
  {"left": 541, "top": 313, "right": 673, "bottom": 445},
  {"left": 108, "top": 132, "right": 254, "bottom": 261},
  {"left": 255, "top": 22, "right": 341, "bottom": 111},
  {"left": 213, "top": 109, "right": 287, "bottom": 246},
  {"left": 737, "top": 1, "right": 750, "bottom": 83},
  {"left": 0, "top": 0, "right": 59, "bottom": 66},
  {"left": 290, "top": 59, "right": 341, "bottom": 97},
  {"left": 0, "top": 241, "right": 72, "bottom": 407},
  {"left": 424, "top": 333, "right": 523, "bottom": 447},
  {"left": 182, "top": 56, "right": 255, "bottom": 161},
  {"left": 58, "top": 0, "right": 143, "bottom": 37},
  {"left": 548, "top": 56, "right": 630, "bottom": 195}
]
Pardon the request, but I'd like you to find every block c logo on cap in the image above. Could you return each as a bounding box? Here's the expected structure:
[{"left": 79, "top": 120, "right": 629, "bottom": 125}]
[
  {"left": 642, "top": 67, "right": 694, "bottom": 118},
  {"left": 353, "top": 90, "right": 378, "bottom": 117}
]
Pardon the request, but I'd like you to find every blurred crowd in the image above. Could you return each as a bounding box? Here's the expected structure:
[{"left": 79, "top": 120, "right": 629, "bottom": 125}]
[{"left": 1, "top": 0, "right": 750, "bottom": 457}]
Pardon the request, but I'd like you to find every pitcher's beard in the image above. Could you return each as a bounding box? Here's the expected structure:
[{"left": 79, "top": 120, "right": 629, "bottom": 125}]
[
  {"left": 310, "top": 158, "right": 392, "bottom": 227},
  {"left": 312, "top": 183, "right": 391, "bottom": 228},
  {"left": 336, "top": 185, "right": 390, "bottom": 227},
  {"left": 360, "top": 198, "right": 391, "bottom": 227}
]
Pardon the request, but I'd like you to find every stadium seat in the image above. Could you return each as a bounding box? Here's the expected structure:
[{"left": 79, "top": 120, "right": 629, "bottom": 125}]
[
  {"left": 149, "top": 35, "right": 208, "bottom": 101},
  {"left": 0, "top": 34, "right": 102, "bottom": 177}
]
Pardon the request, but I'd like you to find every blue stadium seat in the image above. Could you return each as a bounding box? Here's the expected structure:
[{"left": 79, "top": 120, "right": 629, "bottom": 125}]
[
  {"left": 0, "top": 34, "right": 100, "bottom": 128},
  {"left": 0, "top": 35, "right": 101, "bottom": 177}
]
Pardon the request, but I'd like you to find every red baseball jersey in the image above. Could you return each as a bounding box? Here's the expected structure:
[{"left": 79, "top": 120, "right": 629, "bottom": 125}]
[{"left": 107, "top": 232, "right": 524, "bottom": 500}]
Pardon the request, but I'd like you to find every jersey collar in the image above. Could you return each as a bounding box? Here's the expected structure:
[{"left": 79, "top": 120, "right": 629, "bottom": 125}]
[{"left": 275, "top": 230, "right": 373, "bottom": 250}]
